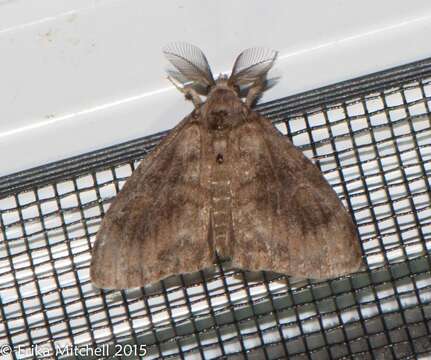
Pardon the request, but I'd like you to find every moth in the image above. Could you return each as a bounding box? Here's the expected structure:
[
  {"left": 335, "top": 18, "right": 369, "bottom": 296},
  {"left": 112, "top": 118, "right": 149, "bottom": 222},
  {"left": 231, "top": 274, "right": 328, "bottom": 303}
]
[{"left": 91, "top": 43, "right": 362, "bottom": 289}]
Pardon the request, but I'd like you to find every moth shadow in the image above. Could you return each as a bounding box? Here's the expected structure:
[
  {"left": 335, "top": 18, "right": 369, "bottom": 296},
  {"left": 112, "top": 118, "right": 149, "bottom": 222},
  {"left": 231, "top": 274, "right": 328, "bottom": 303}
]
[
  {"left": 102, "top": 260, "right": 368, "bottom": 302},
  {"left": 264, "top": 76, "right": 280, "bottom": 91},
  {"left": 230, "top": 267, "right": 309, "bottom": 288},
  {"left": 107, "top": 267, "right": 315, "bottom": 303},
  {"left": 106, "top": 263, "right": 234, "bottom": 301},
  {"left": 241, "top": 76, "right": 280, "bottom": 106}
]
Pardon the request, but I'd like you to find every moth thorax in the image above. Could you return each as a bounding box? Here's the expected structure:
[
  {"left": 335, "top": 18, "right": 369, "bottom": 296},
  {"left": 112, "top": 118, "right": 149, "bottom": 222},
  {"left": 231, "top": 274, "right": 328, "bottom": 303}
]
[
  {"left": 206, "top": 104, "right": 245, "bottom": 132},
  {"left": 204, "top": 87, "right": 244, "bottom": 129},
  {"left": 207, "top": 110, "right": 230, "bottom": 131}
]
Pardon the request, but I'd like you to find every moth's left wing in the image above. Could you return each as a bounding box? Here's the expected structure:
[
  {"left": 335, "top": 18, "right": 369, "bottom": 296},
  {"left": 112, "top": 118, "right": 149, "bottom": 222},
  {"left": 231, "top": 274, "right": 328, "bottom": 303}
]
[
  {"left": 90, "top": 117, "right": 213, "bottom": 289},
  {"left": 228, "top": 113, "right": 362, "bottom": 279}
]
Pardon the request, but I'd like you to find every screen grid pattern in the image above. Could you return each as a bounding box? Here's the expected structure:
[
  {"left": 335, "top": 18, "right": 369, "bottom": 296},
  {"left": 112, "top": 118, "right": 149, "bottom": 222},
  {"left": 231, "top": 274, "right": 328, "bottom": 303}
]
[{"left": 0, "top": 65, "right": 430, "bottom": 360}]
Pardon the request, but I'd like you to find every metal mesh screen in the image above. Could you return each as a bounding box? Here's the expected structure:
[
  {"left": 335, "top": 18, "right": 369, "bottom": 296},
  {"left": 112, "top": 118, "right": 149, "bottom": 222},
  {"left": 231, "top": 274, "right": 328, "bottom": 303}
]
[{"left": 0, "top": 59, "right": 430, "bottom": 359}]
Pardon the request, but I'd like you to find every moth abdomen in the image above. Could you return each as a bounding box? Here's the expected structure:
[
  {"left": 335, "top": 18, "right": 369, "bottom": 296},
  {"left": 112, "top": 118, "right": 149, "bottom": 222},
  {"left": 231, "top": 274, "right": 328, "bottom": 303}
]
[{"left": 209, "top": 147, "right": 234, "bottom": 259}]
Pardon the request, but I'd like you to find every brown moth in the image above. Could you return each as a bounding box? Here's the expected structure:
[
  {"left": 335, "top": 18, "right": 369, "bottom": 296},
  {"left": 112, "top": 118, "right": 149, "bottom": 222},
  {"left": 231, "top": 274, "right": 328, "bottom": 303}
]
[{"left": 90, "top": 42, "right": 362, "bottom": 289}]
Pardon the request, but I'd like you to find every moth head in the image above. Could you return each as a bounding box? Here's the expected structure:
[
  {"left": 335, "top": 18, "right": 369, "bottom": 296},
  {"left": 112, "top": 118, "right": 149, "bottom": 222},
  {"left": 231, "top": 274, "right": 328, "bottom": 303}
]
[{"left": 163, "top": 43, "right": 277, "bottom": 106}]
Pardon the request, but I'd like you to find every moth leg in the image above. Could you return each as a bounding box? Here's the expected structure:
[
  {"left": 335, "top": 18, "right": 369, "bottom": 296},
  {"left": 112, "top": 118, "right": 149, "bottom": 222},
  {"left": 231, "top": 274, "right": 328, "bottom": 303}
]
[
  {"left": 245, "top": 78, "right": 266, "bottom": 107},
  {"left": 167, "top": 76, "right": 202, "bottom": 108}
]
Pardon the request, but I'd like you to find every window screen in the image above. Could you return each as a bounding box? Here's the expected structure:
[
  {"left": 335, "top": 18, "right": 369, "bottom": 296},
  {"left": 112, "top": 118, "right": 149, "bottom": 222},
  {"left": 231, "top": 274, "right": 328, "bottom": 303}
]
[{"left": 0, "top": 58, "right": 430, "bottom": 359}]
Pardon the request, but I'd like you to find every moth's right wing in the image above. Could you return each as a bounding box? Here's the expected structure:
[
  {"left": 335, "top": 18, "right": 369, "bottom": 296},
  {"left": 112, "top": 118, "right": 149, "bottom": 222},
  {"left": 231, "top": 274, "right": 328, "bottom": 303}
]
[
  {"left": 228, "top": 113, "right": 362, "bottom": 280},
  {"left": 90, "top": 116, "right": 213, "bottom": 289}
]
